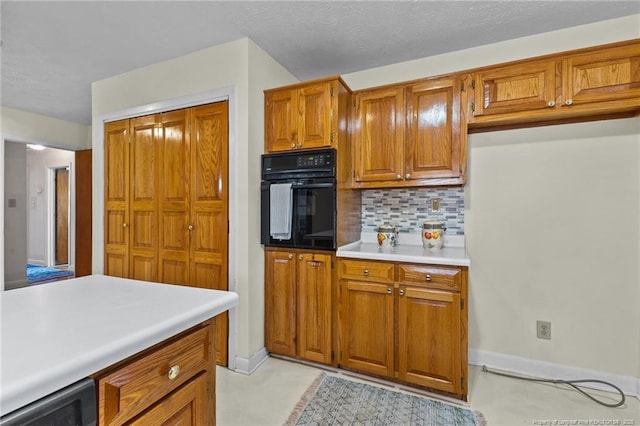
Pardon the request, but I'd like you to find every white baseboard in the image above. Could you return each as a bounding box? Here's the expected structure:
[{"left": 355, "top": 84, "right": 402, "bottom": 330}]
[
  {"left": 4, "top": 279, "right": 29, "bottom": 290},
  {"left": 233, "top": 347, "right": 268, "bottom": 375},
  {"left": 27, "top": 259, "right": 46, "bottom": 266},
  {"left": 469, "top": 349, "right": 640, "bottom": 397}
]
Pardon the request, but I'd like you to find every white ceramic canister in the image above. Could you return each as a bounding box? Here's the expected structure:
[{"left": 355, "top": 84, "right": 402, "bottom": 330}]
[
  {"left": 376, "top": 224, "right": 397, "bottom": 249},
  {"left": 422, "top": 221, "right": 445, "bottom": 250}
]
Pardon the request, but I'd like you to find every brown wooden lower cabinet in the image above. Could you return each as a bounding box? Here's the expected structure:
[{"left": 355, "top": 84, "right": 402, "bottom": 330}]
[
  {"left": 264, "top": 248, "right": 335, "bottom": 365},
  {"left": 338, "top": 258, "right": 468, "bottom": 400},
  {"left": 94, "top": 319, "right": 216, "bottom": 425}
]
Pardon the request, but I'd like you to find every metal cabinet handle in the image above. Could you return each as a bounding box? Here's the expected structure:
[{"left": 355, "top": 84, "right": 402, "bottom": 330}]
[
  {"left": 288, "top": 253, "right": 293, "bottom": 259},
  {"left": 167, "top": 365, "right": 180, "bottom": 380},
  {"left": 547, "top": 101, "right": 555, "bottom": 107},
  {"left": 363, "top": 269, "right": 369, "bottom": 276},
  {"left": 399, "top": 288, "right": 405, "bottom": 296},
  {"left": 188, "top": 225, "right": 194, "bottom": 231},
  {"left": 297, "top": 143, "right": 303, "bottom": 149},
  {"left": 565, "top": 99, "right": 573, "bottom": 106},
  {"left": 298, "top": 254, "right": 304, "bottom": 260},
  {"left": 405, "top": 173, "right": 411, "bottom": 179},
  {"left": 396, "top": 174, "right": 402, "bottom": 180},
  {"left": 290, "top": 143, "right": 296, "bottom": 148},
  {"left": 425, "top": 274, "right": 431, "bottom": 282},
  {"left": 387, "top": 287, "right": 392, "bottom": 294},
  {"left": 122, "top": 223, "right": 128, "bottom": 228}
]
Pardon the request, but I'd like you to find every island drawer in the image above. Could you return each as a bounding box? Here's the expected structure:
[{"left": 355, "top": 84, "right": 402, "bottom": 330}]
[
  {"left": 339, "top": 259, "right": 395, "bottom": 283},
  {"left": 95, "top": 321, "right": 213, "bottom": 426},
  {"left": 397, "top": 264, "right": 463, "bottom": 291}
]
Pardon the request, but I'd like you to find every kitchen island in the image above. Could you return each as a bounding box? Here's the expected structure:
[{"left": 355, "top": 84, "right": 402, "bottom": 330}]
[{"left": 0, "top": 274, "right": 238, "bottom": 422}]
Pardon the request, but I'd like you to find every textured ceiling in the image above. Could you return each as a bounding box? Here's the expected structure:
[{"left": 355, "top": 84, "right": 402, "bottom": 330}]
[{"left": 1, "top": 1, "right": 639, "bottom": 126}]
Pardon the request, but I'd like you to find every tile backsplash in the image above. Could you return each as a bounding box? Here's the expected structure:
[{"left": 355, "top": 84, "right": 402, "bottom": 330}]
[{"left": 361, "top": 187, "right": 465, "bottom": 235}]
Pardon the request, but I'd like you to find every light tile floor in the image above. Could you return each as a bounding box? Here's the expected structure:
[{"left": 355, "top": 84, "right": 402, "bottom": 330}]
[{"left": 217, "top": 357, "right": 640, "bottom": 426}]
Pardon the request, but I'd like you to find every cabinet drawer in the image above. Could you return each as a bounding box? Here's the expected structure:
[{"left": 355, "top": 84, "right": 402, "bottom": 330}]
[
  {"left": 97, "top": 324, "right": 212, "bottom": 425},
  {"left": 339, "top": 259, "right": 395, "bottom": 283},
  {"left": 397, "top": 264, "right": 462, "bottom": 291}
]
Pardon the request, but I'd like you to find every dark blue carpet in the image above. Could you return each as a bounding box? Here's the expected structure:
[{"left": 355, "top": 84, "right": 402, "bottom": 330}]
[{"left": 26, "top": 264, "right": 74, "bottom": 283}]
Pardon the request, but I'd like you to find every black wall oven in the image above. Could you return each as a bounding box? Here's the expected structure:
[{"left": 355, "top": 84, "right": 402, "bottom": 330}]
[{"left": 261, "top": 149, "right": 336, "bottom": 251}]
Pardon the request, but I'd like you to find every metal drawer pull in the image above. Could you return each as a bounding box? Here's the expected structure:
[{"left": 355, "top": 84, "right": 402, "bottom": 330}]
[
  {"left": 399, "top": 289, "right": 405, "bottom": 296},
  {"left": 387, "top": 287, "right": 392, "bottom": 294},
  {"left": 299, "top": 254, "right": 304, "bottom": 260},
  {"left": 363, "top": 269, "right": 369, "bottom": 276},
  {"left": 425, "top": 274, "right": 431, "bottom": 282},
  {"left": 288, "top": 253, "right": 293, "bottom": 259},
  {"left": 167, "top": 365, "right": 180, "bottom": 380}
]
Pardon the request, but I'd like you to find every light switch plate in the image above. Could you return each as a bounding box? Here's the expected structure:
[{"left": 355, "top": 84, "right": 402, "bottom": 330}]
[{"left": 430, "top": 198, "right": 440, "bottom": 213}]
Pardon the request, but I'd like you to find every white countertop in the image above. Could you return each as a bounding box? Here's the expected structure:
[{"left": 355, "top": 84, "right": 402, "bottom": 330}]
[
  {"left": 0, "top": 274, "right": 239, "bottom": 417},
  {"left": 337, "top": 233, "right": 470, "bottom": 267}
]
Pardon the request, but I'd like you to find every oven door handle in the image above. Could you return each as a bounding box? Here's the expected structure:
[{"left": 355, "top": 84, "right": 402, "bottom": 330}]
[{"left": 291, "top": 182, "right": 334, "bottom": 189}]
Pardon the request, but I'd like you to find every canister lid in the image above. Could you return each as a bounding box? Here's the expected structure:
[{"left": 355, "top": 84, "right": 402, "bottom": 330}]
[
  {"left": 423, "top": 221, "right": 444, "bottom": 229},
  {"left": 377, "top": 224, "right": 396, "bottom": 232}
]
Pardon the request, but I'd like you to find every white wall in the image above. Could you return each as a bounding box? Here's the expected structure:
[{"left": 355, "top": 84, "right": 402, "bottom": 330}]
[
  {"left": 4, "top": 142, "right": 28, "bottom": 288},
  {"left": 91, "top": 38, "right": 297, "bottom": 366},
  {"left": 26, "top": 148, "right": 76, "bottom": 267},
  {"left": 343, "top": 14, "right": 640, "bottom": 385}
]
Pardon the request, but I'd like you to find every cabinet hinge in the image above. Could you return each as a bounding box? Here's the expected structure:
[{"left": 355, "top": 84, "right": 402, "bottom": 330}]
[
  {"left": 470, "top": 79, "right": 476, "bottom": 90},
  {"left": 330, "top": 132, "right": 335, "bottom": 143},
  {"left": 331, "top": 350, "right": 335, "bottom": 362},
  {"left": 461, "top": 378, "right": 465, "bottom": 390},
  {"left": 331, "top": 260, "right": 335, "bottom": 269},
  {"left": 460, "top": 81, "right": 465, "bottom": 92},
  {"left": 330, "top": 87, "right": 334, "bottom": 97},
  {"left": 461, "top": 298, "right": 465, "bottom": 309},
  {"left": 470, "top": 102, "right": 475, "bottom": 113}
]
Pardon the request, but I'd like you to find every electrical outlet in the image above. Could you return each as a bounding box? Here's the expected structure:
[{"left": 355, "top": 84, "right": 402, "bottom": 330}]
[
  {"left": 537, "top": 321, "right": 551, "bottom": 340},
  {"left": 430, "top": 198, "right": 440, "bottom": 213}
]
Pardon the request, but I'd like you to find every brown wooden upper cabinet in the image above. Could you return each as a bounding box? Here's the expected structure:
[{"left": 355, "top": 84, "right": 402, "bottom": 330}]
[
  {"left": 467, "top": 39, "right": 640, "bottom": 129},
  {"left": 352, "top": 75, "right": 466, "bottom": 188},
  {"left": 265, "top": 77, "right": 349, "bottom": 152}
]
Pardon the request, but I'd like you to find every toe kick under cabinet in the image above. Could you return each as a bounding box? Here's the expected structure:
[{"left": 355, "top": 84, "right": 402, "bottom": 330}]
[{"left": 338, "top": 259, "right": 468, "bottom": 400}]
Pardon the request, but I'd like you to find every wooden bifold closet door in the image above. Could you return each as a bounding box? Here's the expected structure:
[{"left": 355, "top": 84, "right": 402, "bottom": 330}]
[{"left": 104, "top": 101, "right": 229, "bottom": 365}]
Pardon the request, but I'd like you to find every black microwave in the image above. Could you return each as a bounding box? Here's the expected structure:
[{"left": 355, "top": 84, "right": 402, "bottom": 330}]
[
  {"left": 0, "top": 378, "right": 96, "bottom": 426},
  {"left": 260, "top": 149, "right": 337, "bottom": 251}
]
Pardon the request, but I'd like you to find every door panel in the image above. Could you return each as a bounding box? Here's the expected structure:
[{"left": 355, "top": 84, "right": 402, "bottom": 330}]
[
  {"left": 406, "top": 78, "right": 461, "bottom": 180},
  {"left": 190, "top": 102, "right": 229, "bottom": 365},
  {"left": 299, "top": 82, "right": 332, "bottom": 149},
  {"left": 55, "top": 168, "right": 69, "bottom": 265},
  {"left": 265, "top": 250, "right": 297, "bottom": 357},
  {"left": 158, "top": 110, "right": 190, "bottom": 285},
  {"left": 265, "top": 89, "right": 298, "bottom": 152},
  {"left": 340, "top": 281, "right": 394, "bottom": 377},
  {"left": 104, "top": 120, "right": 130, "bottom": 277},
  {"left": 398, "top": 287, "right": 461, "bottom": 393},
  {"left": 297, "top": 252, "right": 332, "bottom": 364},
  {"left": 354, "top": 87, "right": 405, "bottom": 182},
  {"left": 75, "top": 149, "right": 92, "bottom": 277},
  {"left": 129, "top": 115, "right": 159, "bottom": 282}
]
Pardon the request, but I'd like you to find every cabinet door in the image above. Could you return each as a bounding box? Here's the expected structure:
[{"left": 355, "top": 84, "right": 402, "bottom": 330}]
[
  {"left": 158, "top": 109, "right": 191, "bottom": 286},
  {"left": 353, "top": 87, "right": 405, "bottom": 182},
  {"left": 127, "top": 374, "right": 210, "bottom": 426},
  {"left": 562, "top": 43, "right": 640, "bottom": 107},
  {"left": 297, "top": 252, "right": 332, "bottom": 364},
  {"left": 189, "top": 102, "right": 230, "bottom": 365},
  {"left": 265, "top": 250, "right": 297, "bottom": 357},
  {"left": 406, "top": 77, "right": 461, "bottom": 180},
  {"left": 340, "top": 281, "right": 394, "bottom": 378},
  {"left": 104, "top": 119, "right": 130, "bottom": 278},
  {"left": 298, "top": 81, "right": 333, "bottom": 150},
  {"left": 265, "top": 89, "right": 298, "bottom": 152},
  {"left": 129, "top": 114, "right": 159, "bottom": 282},
  {"left": 472, "top": 60, "right": 556, "bottom": 116},
  {"left": 398, "top": 287, "right": 462, "bottom": 394}
]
